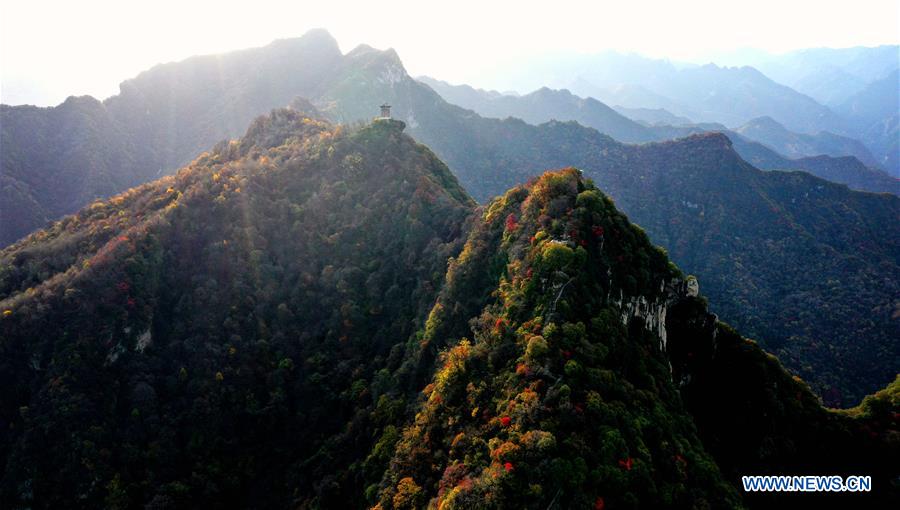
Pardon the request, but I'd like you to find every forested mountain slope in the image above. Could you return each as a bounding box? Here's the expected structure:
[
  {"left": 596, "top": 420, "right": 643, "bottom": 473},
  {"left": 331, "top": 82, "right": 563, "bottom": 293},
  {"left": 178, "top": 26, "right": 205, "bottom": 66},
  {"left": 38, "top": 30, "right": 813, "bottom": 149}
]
[
  {"left": 0, "top": 111, "right": 474, "bottom": 508},
  {"left": 3, "top": 30, "right": 897, "bottom": 408},
  {"left": 2, "top": 113, "right": 895, "bottom": 509}
]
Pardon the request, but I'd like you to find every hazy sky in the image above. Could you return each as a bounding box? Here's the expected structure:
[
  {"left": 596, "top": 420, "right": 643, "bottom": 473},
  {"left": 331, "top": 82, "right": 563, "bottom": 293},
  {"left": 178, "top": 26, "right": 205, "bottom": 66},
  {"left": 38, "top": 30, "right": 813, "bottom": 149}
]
[{"left": 2, "top": 0, "right": 898, "bottom": 105}]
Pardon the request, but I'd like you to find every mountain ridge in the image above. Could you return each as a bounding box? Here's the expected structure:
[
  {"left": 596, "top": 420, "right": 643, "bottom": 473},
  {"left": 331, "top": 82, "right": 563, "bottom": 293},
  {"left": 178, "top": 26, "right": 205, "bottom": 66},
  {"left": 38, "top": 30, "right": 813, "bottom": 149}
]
[
  {"left": 419, "top": 78, "right": 898, "bottom": 195},
  {"left": 2, "top": 30, "right": 898, "bottom": 407},
  {"left": 2, "top": 112, "right": 896, "bottom": 508}
]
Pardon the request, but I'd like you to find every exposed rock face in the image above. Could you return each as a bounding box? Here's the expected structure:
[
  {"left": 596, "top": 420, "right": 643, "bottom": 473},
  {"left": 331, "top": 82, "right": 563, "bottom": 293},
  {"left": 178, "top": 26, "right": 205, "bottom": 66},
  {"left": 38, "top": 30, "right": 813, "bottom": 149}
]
[
  {"left": 610, "top": 275, "right": 708, "bottom": 354},
  {"left": 685, "top": 275, "right": 700, "bottom": 297},
  {"left": 136, "top": 329, "right": 152, "bottom": 352},
  {"left": 664, "top": 280, "right": 721, "bottom": 387}
]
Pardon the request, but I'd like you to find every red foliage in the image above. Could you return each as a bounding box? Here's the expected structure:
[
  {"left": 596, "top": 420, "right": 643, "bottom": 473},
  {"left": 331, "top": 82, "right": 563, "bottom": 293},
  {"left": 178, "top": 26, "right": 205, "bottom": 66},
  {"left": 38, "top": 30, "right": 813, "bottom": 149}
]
[
  {"left": 500, "top": 416, "right": 512, "bottom": 427},
  {"left": 592, "top": 226, "right": 605, "bottom": 237},
  {"left": 503, "top": 462, "right": 514, "bottom": 472},
  {"left": 594, "top": 497, "right": 605, "bottom": 510},
  {"left": 438, "top": 463, "right": 470, "bottom": 499},
  {"left": 618, "top": 457, "right": 633, "bottom": 471},
  {"left": 116, "top": 281, "right": 130, "bottom": 292},
  {"left": 505, "top": 213, "right": 518, "bottom": 231},
  {"left": 126, "top": 297, "right": 136, "bottom": 308}
]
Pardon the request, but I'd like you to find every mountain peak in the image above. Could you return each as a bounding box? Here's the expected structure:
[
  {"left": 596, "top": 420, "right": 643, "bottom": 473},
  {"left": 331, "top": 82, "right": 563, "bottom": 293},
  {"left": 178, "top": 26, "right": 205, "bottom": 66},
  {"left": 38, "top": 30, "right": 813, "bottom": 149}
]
[
  {"left": 679, "top": 131, "right": 734, "bottom": 149},
  {"left": 347, "top": 44, "right": 403, "bottom": 64},
  {"left": 345, "top": 44, "right": 408, "bottom": 83},
  {"left": 742, "top": 115, "right": 787, "bottom": 131},
  {"left": 284, "top": 27, "right": 341, "bottom": 52}
]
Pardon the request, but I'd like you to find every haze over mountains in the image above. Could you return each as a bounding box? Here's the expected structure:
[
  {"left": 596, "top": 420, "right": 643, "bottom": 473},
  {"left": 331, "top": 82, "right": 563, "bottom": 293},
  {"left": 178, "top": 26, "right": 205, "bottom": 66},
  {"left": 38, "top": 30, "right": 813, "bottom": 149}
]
[
  {"left": 418, "top": 77, "right": 898, "bottom": 195},
  {"left": 743, "top": 46, "right": 899, "bottom": 105},
  {"left": 468, "top": 47, "right": 900, "bottom": 177}
]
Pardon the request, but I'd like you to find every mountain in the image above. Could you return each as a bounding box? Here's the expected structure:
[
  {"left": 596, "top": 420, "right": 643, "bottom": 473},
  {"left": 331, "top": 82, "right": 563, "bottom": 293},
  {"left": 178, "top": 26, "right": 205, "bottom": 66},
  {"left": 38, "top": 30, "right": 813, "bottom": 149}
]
[
  {"left": 0, "top": 29, "right": 346, "bottom": 247},
  {"left": 374, "top": 167, "right": 898, "bottom": 509},
  {"left": 497, "top": 52, "right": 852, "bottom": 136},
  {"left": 835, "top": 70, "right": 900, "bottom": 177},
  {"left": 611, "top": 105, "right": 694, "bottom": 126},
  {"left": 418, "top": 79, "right": 899, "bottom": 195},
  {"left": 862, "top": 113, "right": 899, "bottom": 178},
  {"left": 0, "top": 110, "right": 474, "bottom": 508},
  {"left": 417, "top": 77, "right": 654, "bottom": 143},
  {"left": 3, "top": 30, "right": 897, "bottom": 406},
  {"left": 391, "top": 114, "right": 900, "bottom": 407},
  {"left": 571, "top": 55, "right": 896, "bottom": 178},
  {"left": 734, "top": 116, "right": 879, "bottom": 167},
  {"left": 412, "top": 78, "right": 508, "bottom": 113},
  {"left": 326, "top": 45, "right": 900, "bottom": 405},
  {"left": 752, "top": 46, "right": 899, "bottom": 106},
  {"left": 837, "top": 70, "right": 900, "bottom": 127},
  {"left": 2, "top": 114, "right": 896, "bottom": 508},
  {"left": 742, "top": 47, "right": 899, "bottom": 178},
  {"left": 2, "top": 33, "right": 890, "bottom": 250},
  {"left": 0, "top": 97, "right": 146, "bottom": 247}
]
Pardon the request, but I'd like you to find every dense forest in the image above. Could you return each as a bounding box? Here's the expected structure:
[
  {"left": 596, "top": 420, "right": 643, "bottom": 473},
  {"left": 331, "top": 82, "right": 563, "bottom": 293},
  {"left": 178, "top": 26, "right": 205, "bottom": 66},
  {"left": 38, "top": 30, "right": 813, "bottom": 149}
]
[
  {"left": 1, "top": 111, "right": 897, "bottom": 508},
  {"left": 0, "top": 111, "right": 474, "bottom": 508},
  {"left": 1, "top": 29, "right": 897, "bottom": 407}
]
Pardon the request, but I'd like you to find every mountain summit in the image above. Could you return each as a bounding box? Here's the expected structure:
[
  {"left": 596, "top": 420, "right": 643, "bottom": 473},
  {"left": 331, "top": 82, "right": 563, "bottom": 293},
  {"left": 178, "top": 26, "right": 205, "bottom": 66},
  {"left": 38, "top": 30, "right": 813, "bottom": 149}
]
[{"left": 0, "top": 110, "right": 473, "bottom": 508}]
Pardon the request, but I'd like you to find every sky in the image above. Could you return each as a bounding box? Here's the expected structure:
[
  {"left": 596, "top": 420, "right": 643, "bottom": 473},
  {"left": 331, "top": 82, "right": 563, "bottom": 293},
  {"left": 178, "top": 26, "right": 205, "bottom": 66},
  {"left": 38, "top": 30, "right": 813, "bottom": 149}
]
[{"left": 1, "top": 0, "right": 898, "bottom": 106}]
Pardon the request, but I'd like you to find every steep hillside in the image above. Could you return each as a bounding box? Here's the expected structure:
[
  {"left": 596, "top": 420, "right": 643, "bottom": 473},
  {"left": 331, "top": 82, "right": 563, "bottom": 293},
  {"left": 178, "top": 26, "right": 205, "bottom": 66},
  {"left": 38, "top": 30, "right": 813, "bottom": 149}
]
[
  {"left": 404, "top": 120, "right": 900, "bottom": 407},
  {"left": 0, "top": 97, "right": 144, "bottom": 246},
  {"left": 374, "top": 168, "right": 743, "bottom": 509},
  {"left": 0, "top": 29, "right": 345, "bottom": 246},
  {"left": 372, "top": 168, "right": 897, "bottom": 509},
  {"left": 0, "top": 111, "right": 474, "bottom": 508}
]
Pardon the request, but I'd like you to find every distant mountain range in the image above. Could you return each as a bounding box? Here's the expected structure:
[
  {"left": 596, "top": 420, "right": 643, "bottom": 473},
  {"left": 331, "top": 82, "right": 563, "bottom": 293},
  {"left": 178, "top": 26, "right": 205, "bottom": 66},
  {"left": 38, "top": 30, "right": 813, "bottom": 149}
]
[
  {"left": 419, "top": 77, "right": 898, "bottom": 195},
  {"left": 835, "top": 70, "right": 900, "bottom": 174},
  {"left": 2, "top": 30, "right": 898, "bottom": 407},
  {"left": 484, "top": 52, "right": 848, "bottom": 134},
  {"left": 750, "top": 45, "right": 899, "bottom": 106},
  {"left": 611, "top": 105, "right": 693, "bottom": 126},
  {"left": 467, "top": 48, "right": 900, "bottom": 177},
  {"left": 733, "top": 116, "right": 878, "bottom": 166}
]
